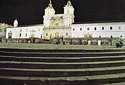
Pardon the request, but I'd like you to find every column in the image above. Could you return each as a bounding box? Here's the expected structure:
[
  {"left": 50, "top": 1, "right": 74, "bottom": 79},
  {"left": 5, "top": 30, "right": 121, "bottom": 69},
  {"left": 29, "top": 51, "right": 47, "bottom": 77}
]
[
  {"left": 88, "top": 40, "right": 91, "bottom": 45},
  {"left": 98, "top": 40, "right": 101, "bottom": 46}
]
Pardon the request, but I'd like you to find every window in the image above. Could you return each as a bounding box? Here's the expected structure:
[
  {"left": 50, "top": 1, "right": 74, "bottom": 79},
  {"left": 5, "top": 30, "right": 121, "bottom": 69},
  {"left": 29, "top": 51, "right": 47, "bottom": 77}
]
[
  {"left": 19, "top": 33, "right": 21, "bottom": 37},
  {"left": 46, "top": 33, "right": 48, "bottom": 36},
  {"left": 73, "top": 28, "right": 75, "bottom": 31},
  {"left": 102, "top": 27, "right": 104, "bottom": 30},
  {"left": 120, "top": 35, "right": 122, "bottom": 38},
  {"left": 110, "top": 27, "right": 112, "bottom": 30},
  {"left": 94, "top": 27, "right": 96, "bottom": 30},
  {"left": 66, "top": 33, "right": 68, "bottom": 36},
  {"left": 87, "top": 27, "right": 90, "bottom": 30},
  {"left": 8, "top": 32, "right": 12, "bottom": 39},
  {"left": 119, "top": 26, "right": 121, "bottom": 30},
  {"left": 80, "top": 28, "right": 82, "bottom": 31}
]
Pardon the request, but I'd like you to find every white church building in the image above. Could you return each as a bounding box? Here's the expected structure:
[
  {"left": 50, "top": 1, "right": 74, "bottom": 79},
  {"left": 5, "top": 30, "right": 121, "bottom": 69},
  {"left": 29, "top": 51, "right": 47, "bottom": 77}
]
[{"left": 5, "top": 0, "right": 125, "bottom": 44}]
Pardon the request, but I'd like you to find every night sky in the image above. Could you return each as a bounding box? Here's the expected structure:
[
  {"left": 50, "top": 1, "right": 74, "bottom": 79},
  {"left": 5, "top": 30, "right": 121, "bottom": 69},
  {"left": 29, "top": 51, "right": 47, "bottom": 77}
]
[{"left": 0, "top": 0, "right": 125, "bottom": 26}]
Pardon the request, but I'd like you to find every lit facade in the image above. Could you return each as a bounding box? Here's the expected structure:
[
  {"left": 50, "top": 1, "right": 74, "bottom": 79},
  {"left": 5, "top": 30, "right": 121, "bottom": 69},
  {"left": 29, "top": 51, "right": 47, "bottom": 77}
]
[
  {"left": 71, "top": 23, "right": 125, "bottom": 38},
  {"left": 5, "top": 0, "right": 125, "bottom": 42},
  {"left": 6, "top": 25, "right": 43, "bottom": 39},
  {"left": 43, "top": 0, "right": 74, "bottom": 39}
]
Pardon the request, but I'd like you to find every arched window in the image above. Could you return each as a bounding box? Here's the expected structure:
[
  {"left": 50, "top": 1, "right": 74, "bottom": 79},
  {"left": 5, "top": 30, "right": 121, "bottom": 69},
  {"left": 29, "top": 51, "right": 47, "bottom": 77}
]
[
  {"left": 102, "top": 27, "right": 104, "bottom": 30},
  {"left": 94, "top": 27, "right": 96, "bottom": 30},
  {"left": 110, "top": 27, "right": 113, "bottom": 30},
  {"left": 19, "top": 33, "right": 21, "bottom": 37}
]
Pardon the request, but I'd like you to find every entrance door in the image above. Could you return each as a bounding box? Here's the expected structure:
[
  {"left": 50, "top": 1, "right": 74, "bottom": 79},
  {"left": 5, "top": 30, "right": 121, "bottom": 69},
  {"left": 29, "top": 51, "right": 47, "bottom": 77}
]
[{"left": 8, "top": 32, "right": 12, "bottom": 39}]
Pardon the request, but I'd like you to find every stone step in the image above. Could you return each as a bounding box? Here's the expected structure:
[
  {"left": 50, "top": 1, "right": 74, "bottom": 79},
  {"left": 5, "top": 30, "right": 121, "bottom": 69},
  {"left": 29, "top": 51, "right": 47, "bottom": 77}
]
[
  {"left": 1, "top": 56, "right": 125, "bottom": 62},
  {"left": 0, "top": 51, "right": 125, "bottom": 57},
  {"left": 0, "top": 66, "right": 125, "bottom": 77},
  {"left": 104, "top": 82, "right": 125, "bottom": 85},
  {"left": 0, "top": 60, "right": 125, "bottom": 65},
  {"left": 0, "top": 48, "right": 125, "bottom": 53},
  {"left": 2, "top": 65, "right": 125, "bottom": 72},
  {"left": 2, "top": 55, "right": 125, "bottom": 59},
  {"left": 0, "top": 72, "right": 125, "bottom": 81},
  {"left": 0, "top": 61, "right": 125, "bottom": 69},
  {"left": 1, "top": 49, "right": 125, "bottom": 85},
  {"left": 0, "top": 78, "right": 125, "bottom": 85}
]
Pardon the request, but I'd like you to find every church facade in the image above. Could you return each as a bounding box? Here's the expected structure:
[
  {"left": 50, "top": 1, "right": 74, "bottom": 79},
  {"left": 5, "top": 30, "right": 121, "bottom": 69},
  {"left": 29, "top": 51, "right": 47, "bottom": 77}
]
[
  {"left": 43, "top": 0, "right": 74, "bottom": 39},
  {"left": 5, "top": 0, "right": 125, "bottom": 44}
]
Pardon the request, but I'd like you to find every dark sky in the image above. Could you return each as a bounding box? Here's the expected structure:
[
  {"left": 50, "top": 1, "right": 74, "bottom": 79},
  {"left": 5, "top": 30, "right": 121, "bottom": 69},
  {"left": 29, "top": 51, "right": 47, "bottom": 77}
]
[{"left": 0, "top": 0, "right": 125, "bottom": 25}]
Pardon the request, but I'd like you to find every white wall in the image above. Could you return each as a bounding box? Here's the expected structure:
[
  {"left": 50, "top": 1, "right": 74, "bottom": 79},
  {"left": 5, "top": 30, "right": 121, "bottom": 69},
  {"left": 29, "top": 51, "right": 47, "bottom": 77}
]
[
  {"left": 6, "top": 25, "right": 43, "bottom": 39},
  {"left": 6, "top": 22, "right": 125, "bottom": 40},
  {"left": 71, "top": 22, "right": 125, "bottom": 38}
]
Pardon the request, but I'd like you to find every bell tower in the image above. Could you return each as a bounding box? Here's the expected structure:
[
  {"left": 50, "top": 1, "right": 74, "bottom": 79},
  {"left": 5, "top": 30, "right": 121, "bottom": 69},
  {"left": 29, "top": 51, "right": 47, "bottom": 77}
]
[
  {"left": 64, "top": 0, "right": 74, "bottom": 26},
  {"left": 43, "top": 0, "right": 55, "bottom": 27},
  {"left": 13, "top": 19, "right": 18, "bottom": 27}
]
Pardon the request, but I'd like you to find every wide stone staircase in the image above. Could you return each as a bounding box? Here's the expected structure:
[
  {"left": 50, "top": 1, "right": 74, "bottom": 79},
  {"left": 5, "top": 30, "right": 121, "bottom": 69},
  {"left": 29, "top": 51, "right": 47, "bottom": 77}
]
[{"left": 0, "top": 49, "right": 125, "bottom": 85}]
